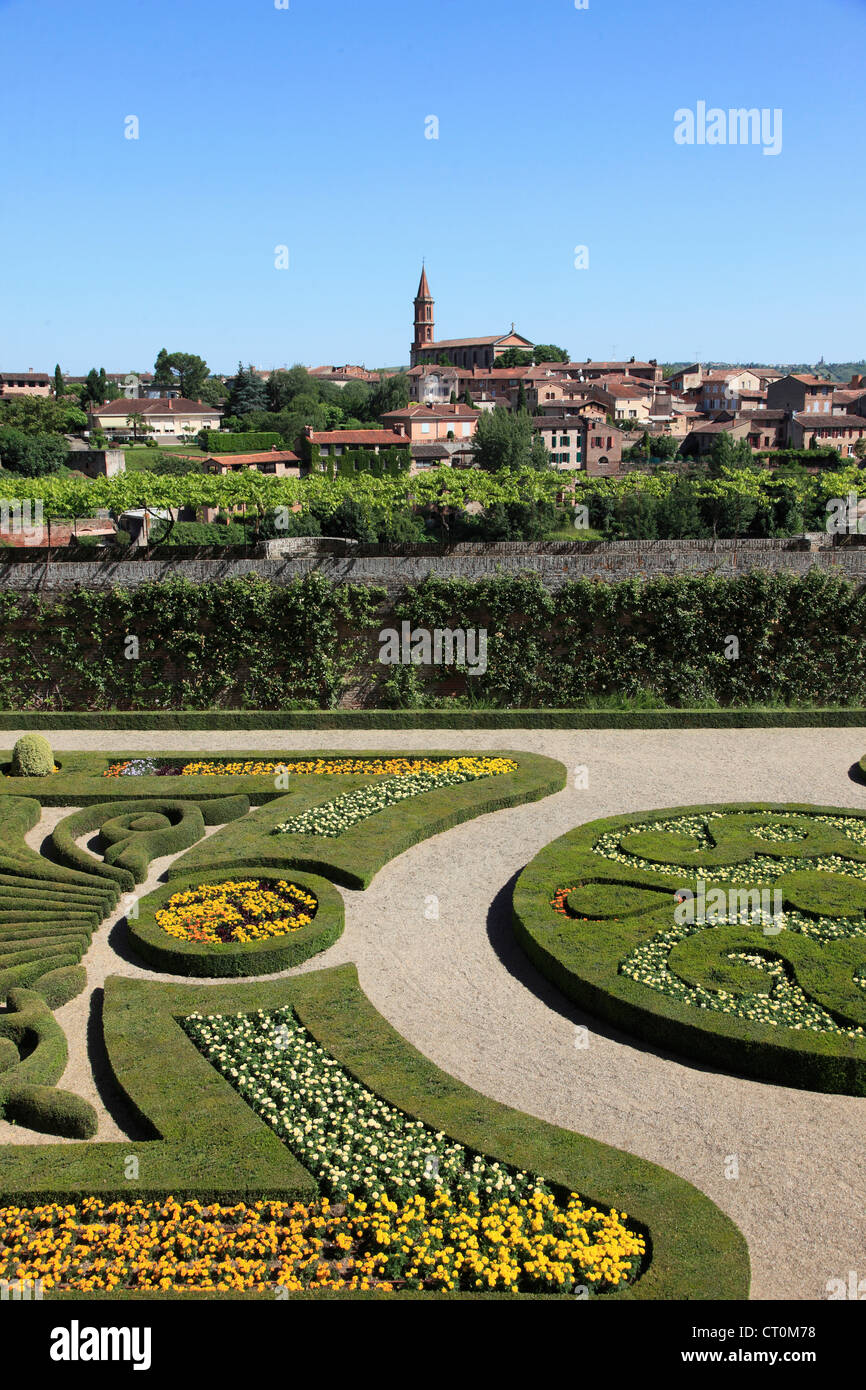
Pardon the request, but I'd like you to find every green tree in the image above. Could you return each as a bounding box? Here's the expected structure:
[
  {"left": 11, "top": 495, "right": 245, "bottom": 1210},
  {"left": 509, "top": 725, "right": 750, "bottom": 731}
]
[
  {"left": 516, "top": 381, "right": 528, "bottom": 412},
  {"left": 153, "top": 349, "right": 174, "bottom": 388},
  {"left": 199, "top": 378, "right": 227, "bottom": 409},
  {"left": 81, "top": 369, "right": 103, "bottom": 407},
  {"left": 152, "top": 350, "right": 209, "bottom": 399},
  {"left": 495, "top": 348, "right": 534, "bottom": 368},
  {"left": 367, "top": 374, "right": 410, "bottom": 419},
  {"left": 531, "top": 344, "right": 570, "bottom": 364},
  {"left": 225, "top": 364, "right": 268, "bottom": 417},
  {"left": 0, "top": 427, "right": 67, "bottom": 476},
  {"left": 472, "top": 408, "right": 550, "bottom": 471},
  {"left": 52, "top": 365, "right": 65, "bottom": 399},
  {"left": 0, "top": 395, "right": 87, "bottom": 435}
]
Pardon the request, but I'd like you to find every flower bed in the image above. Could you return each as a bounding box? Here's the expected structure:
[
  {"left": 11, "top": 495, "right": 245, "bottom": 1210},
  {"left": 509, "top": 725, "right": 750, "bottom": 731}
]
[
  {"left": 514, "top": 803, "right": 866, "bottom": 1094},
  {"left": 0, "top": 1188, "right": 642, "bottom": 1295},
  {"left": 127, "top": 869, "right": 343, "bottom": 977},
  {"left": 156, "top": 880, "right": 317, "bottom": 947},
  {"left": 103, "top": 756, "right": 513, "bottom": 779},
  {"left": 179, "top": 1004, "right": 645, "bottom": 1294},
  {"left": 273, "top": 757, "right": 517, "bottom": 837}
]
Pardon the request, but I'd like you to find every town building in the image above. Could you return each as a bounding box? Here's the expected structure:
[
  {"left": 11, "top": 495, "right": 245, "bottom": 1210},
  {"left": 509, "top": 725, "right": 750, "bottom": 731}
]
[
  {"left": 408, "top": 267, "right": 534, "bottom": 369},
  {"left": 0, "top": 371, "right": 51, "bottom": 397},
  {"left": 766, "top": 374, "right": 838, "bottom": 415},
  {"left": 89, "top": 397, "right": 222, "bottom": 440},
  {"left": 789, "top": 413, "right": 866, "bottom": 456},
  {"left": 532, "top": 415, "right": 622, "bottom": 475},
  {"left": 381, "top": 400, "right": 480, "bottom": 443},
  {"left": 200, "top": 450, "right": 302, "bottom": 476}
]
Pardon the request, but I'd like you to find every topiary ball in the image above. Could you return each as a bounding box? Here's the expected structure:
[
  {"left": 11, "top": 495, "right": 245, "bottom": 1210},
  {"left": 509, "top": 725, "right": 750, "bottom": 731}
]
[{"left": 10, "top": 733, "right": 56, "bottom": 777}]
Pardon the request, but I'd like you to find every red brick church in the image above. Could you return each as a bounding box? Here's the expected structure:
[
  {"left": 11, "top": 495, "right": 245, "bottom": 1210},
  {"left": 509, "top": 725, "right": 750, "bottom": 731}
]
[{"left": 409, "top": 266, "right": 534, "bottom": 370}]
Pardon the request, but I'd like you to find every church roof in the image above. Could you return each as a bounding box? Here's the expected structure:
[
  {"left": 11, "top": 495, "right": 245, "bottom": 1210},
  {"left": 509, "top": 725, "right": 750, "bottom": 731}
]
[{"left": 416, "top": 266, "right": 432, "bottom": 300}]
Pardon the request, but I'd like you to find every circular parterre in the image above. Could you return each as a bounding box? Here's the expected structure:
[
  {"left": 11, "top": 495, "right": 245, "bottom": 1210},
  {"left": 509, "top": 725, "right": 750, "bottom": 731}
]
[
  {"left": 127, "top": 869, "right": 343, "bottom": 977},
  {"left": 513, "top": 803, "right": 866, "bottom": 1094}
]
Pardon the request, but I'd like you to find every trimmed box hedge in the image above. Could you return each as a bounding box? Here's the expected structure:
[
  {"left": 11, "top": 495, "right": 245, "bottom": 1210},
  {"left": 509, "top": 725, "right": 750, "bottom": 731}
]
[
  {"left": 127, "top": 868, "right": 344, "bottom": 977},
  {"left": 0, "top": 966, "right": 749, "bottom": 1299},
  {"left": 513, "top": 802, "right": 866, "bottom": 1095},
  {"left": 167, "top": 751, "right": 565, "bottom": 890},
  {"left": 48, "top": 795, "right": 250, "bottom": 888},
  {"left": 2, "top": 707, "right": 866, "bottom": 730},
  {"left": 0, "top": 988, "right": 96, "bottom": 1138}
]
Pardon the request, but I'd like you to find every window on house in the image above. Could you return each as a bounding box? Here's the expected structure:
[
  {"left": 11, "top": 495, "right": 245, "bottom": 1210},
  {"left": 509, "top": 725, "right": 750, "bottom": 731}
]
[{"left": 422, "top": 423, "right": 431, "bottom": 433}]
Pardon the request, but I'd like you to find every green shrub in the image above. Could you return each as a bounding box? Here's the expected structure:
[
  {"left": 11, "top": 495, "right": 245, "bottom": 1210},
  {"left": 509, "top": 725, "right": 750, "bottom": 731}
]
[
  {"left": 0, "top": 967, "right": 749, "bottom": 1298},
  {"left": 513, "top": 802, "right": 866, "bottom": 1095},
  {"left": 2, "top": 1084, "right": 97, "bottom": 1139},
  {"left": 11, "top": 734, "right": 55, "bottom": 777},
  {"left": 127, "top": 868, "right": 344, "bottom": 977},
  {"left": 49, "top": 795, "right": 250, "bottom": 889},
  {"left": 33, "top": 964, "right": 87, "bottom": 1010}
]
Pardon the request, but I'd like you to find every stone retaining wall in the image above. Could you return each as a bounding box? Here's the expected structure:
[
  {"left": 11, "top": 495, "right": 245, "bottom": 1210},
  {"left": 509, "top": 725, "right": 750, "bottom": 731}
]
[{"left": 2, "top": 538, "right": 866, "bottom": 590}]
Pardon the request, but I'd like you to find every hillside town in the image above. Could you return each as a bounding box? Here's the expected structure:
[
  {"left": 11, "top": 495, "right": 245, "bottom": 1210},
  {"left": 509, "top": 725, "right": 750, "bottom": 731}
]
[{"left": 2, "top": 269, "right": 865, "bottom": 505}]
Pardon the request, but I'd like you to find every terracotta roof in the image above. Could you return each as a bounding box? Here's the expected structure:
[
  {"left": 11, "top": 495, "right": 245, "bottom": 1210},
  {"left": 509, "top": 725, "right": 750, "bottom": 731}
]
[
  {"left": 411, "top": 443, "right": 451, "bottom": 458},
  {"left": 603, "top": 384, "right": 651, "bottom": 399},
  {"left": 423, "top": 335, "right": 505, "bottom": 349},
  {"left": 308, "top": 429, "right": 408, "bottom": 446},
  {"left": 579, "top": 360, "right": 656, "bottom": 371},
  {"left": 204, "top": 451, "right": 299, "bottom": 464},
  {"left": 382, "top": 403, "right": 480, "bottom": 420},
  {"left": 0, "top": 371, "right": 51, "bottom": 382},
  {"left": 790, "top": 374, "right": 835, "bottom": 387},
  {"left": 793, "top": 413, "right": 866, "bottom": 428},
  {"left": 93, "top": 397, "right": 220, "bottom": 415}
]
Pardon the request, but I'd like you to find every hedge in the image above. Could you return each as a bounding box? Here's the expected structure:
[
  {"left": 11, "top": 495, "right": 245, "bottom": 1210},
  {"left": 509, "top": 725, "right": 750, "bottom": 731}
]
[
  {"left": 126, "top": 867, "right": 343, "bottom": 977},
  {"left": 32, "top": 964, "right": 87, "bottom": 1010},
  {"left": 0, "top": 987, "right": 96, "bottom": 1138},
  {"left": 0, "top": 966, "right": 750, "bottom": 1299},
  {"left": 48, "top": 795, "right": 250, "bottom": 887},
  {"left": 163, "top": 751, "right": 564, "bottom": 890},
  {"left": 0, "top": 753, "right": 565, "bottom": 888},
  {"left": 200, "top": 431, "right": 283, "bottom": 454},
  {"left": 2, "top": 707, "right": 866, "bottom": 731},
  {"left": 2, "top": 708, "right": 866, "bottom": 730},
  {"left": 513, "top": 802, "right": 866, "bottom": 1095},
  {"left": 0, "top": 797, "right": 119, "bottom": 998},
  {"left": 0, "top": 569, "right": 864, "bottom": 710}
]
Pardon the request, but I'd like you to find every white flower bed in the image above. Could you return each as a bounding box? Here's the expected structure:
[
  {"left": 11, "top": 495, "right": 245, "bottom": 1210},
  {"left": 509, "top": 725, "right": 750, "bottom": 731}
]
[
  {"left": 273, "top": 761, "right": 507, "bottom": 838},
  {"left": 183, "top": 1006, "right": 541, "bottom": 1206},
  {"left": 604, "top": 811, "right": 866, "bottom": 1035}
]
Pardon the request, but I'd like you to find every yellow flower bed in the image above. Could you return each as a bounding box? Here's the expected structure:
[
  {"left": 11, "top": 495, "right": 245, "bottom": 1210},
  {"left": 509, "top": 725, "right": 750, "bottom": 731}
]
[
  {"left": 155, "top": 880, "right": 316, "bottom": 947},
  {"left": 0, "top": 1192, "right": 645, "bottom": 1295},
  {"left": 105, "top": 756, "right": 517, "bottom": 779}
]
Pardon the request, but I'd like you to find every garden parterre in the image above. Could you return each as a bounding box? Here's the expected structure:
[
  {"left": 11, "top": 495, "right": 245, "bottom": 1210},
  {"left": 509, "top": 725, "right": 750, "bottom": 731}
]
[
  {"left": 514, "top": 803, "right": 866, "bottom": 1093},
  {"left": 272, "top": 758, "right": 517, "bottom": 837},
  {"left": 179, "top": 1005, "right": 645, "bottom": 1294}
]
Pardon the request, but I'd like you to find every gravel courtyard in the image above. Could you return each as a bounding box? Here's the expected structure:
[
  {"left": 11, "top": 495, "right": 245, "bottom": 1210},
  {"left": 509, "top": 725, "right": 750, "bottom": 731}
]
[{"left": 2, "top": 726, "right": 865, "bottom": 1302}]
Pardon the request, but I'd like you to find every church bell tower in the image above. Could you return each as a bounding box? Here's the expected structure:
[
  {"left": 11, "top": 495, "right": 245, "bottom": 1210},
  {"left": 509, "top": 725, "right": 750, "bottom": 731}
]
[{"left": 411, "top": 265, "right": 434, "bottom": 366}]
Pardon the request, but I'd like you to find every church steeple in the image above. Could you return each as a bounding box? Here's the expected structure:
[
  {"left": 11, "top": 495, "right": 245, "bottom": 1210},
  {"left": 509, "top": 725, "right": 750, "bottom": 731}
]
[{"left": 411, "top": 264, "right": 434, "bottom": 366}]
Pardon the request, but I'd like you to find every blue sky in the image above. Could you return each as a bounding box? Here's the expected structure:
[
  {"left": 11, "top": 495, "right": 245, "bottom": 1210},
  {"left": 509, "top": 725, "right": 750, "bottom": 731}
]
[{"left": 1, "top": 0, "right": 863, "bottom": 373}]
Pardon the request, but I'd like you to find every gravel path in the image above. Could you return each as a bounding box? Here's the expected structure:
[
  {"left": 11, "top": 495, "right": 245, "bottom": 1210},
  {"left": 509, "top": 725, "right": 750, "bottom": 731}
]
[{"left": 2, "top": 727, "right": 866, "bottom": 1301}]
